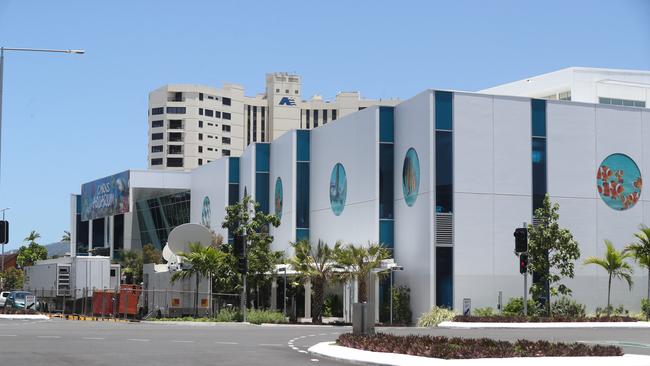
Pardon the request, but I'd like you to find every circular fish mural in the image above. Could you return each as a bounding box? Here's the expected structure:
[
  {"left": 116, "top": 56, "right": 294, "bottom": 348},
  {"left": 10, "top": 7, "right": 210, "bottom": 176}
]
[
  {"left": 275, "top": 177, "right": 283, "bottom": 220},
  {"left": 329, "top": 163, "right": 347, "bottom": 216},
  {"left": 597, "top": 153, "right": 642, "bottom": 211},
  {"left": 402, "top": 148, "right": 420, "bottom": 207},
  {"left": 201, "top": 196, "right": 211, "bottom": 228}
]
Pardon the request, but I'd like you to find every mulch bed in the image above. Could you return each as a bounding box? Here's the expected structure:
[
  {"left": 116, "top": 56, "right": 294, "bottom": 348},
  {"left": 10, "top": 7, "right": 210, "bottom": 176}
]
[
  {"left": 337, "top": 333, "right": 623, "bottom": 359},
  {"left": 453, "top": 315, "right": 638, "bottom": 322},
  {"left": 0, "top": 308, "right": 39, "bottom": 315}
]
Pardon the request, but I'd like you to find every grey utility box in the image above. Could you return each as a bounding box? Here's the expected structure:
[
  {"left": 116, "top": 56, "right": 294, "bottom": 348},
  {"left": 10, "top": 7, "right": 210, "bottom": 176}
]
[{"left": 352, "top": 302, "right": 375, "bottom": 335}]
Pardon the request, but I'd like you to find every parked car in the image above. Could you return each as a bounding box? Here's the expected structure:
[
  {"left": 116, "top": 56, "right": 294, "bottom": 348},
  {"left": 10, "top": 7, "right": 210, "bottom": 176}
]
[
  {"left": 5, "top": 291, "right": 37, "bottom": 310},
  {"left": 0, "top": 291, "right": 10, "bottom": 308}
]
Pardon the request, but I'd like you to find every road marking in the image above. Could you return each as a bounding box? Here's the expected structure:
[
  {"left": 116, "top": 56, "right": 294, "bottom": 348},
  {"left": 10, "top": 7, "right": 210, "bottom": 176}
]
[
  {"left": 127, "top": 338, "right": 150, "bottom": 342},
  {"left": 318, "top": 333, "right": 327, "bottom": 336},
  {"left": 310, "top": 359, "right": 319, "bottom": 362},
  {"left": 82, "top": 337, "right": 105, "bottom": 340},
  {"left": 215, "top": 341, "right": 238, "bottom": 345},
  {"left": 298, "top": 350, "right": 308, "bottom": 353},
  {"left": 0, "top": 334, "right": 17, "bottom": 337},
  {"left": 307, "top": 334, "right": 315, "bottom": 337},
  {"left": 259, "top": 343, "right": 282, "bottom": 347},
  {"left": 171, "top": 340, "right": 194, "bottom": 343},
  {"left": 37, "top": 336, "right": 61, "bottom": 339}
]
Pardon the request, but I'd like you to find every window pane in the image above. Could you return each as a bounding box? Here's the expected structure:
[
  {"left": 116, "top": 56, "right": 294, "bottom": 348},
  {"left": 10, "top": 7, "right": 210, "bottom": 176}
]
[
  {"left": 435, "top": 91, "right": 453, "bottom": 130},
  {"left": 296, "top": 162, "right": 310, "bottom": 229},
  {"left": 531, "top": 99, "right": 546, "bottom": 137},
  {"left": 532, "top": 137, "right": 547, "bottom": 211},
  {"left": 436, "top": 131, "right": 453, "bottom": 213},
  {"left": 379, "top": 144, "right": 394, "bottom": 219},
  {"left": 435, "top": 246, "right": 453, "bottom": 308}
]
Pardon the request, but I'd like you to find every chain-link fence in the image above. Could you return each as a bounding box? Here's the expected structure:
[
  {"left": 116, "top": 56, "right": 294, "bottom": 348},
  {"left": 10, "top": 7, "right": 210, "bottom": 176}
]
[{"left": 22, "top": 286, "right": 239, "bottom": 320}]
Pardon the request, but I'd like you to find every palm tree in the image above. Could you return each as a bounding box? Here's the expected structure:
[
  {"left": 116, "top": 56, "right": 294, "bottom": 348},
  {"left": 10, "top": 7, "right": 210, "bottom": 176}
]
[
  {"left": 24, "top": 230, "right": 41, "bottom": 245},
  {"left": 584, "top": 240, "right": 634, "bottom": 314},
  {"left": 119, "top": 250, "right": 143, "bottom": 284},
  {"left": 335, "top": 242, "right": 391, "bottom": 303},
  {"left": 61, "top": 231, "right": 71, "bottom": 242},
  {"left": 625, "top": 225, "right": 650, "bottom": 302},
  {"left": 171, "top": 243, "right": 223, "bottom": 317},
  {"left": 290, "top": 239, "right": 341, "bottom": 324}
]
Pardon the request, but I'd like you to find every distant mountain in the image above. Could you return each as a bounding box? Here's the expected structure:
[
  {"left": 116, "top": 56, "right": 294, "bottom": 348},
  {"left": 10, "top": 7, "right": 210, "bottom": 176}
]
[{"left": 44, "top": 242, "right": 70, "bottom": 258}]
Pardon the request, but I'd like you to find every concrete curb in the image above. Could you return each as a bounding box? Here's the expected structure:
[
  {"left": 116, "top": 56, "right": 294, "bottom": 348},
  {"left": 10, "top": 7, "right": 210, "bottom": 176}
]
[
  {"left": 438, "top": 321, "right": 650, "bottom": 329},
  {"left": 308, "top": 341, "right": 650, "bottom": 366},
  {"left": 142, "top": 320, "right": 254, "bottom": 326},
  {"left": 0, "top": 314, "right": 49, "bottom": 320}
]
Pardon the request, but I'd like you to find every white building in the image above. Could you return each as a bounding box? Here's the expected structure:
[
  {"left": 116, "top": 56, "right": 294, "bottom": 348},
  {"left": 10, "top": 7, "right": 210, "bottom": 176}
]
[
  {"left": 75, "top": 69, "right": 650, "bottom": 320},
  {"left": 481, "top": 67, "right": 650, "bottom": 107},
  {"left": 147, "top": 72, "right": 399, "bottom": 171}
]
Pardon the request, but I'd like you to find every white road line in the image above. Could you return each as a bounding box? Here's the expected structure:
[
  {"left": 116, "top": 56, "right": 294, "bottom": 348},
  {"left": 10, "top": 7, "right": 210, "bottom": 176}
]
[
  {"left": 0, "top": 334, "right": 17, "bottom": 337},
  {"left": 310, "top": 359, "right": 319, "bottom": 362},
  {"left": 37, "top": 336, "right": 61, "bottom": 339},
  {"left": 318, "top": 333, "right": 327, "bottom": 336},
  {"left": 127, "top": 338, "right": 150, "bottom": 342},
  {"left": 259, "top": 343, "right": 282, "bottom": 347},
  {"left": 215, "top": 341, "right": 238, "bottom": 345},
  {"left": 307, "top": 334, "right": 315, "bottom": 337},
  {"left": 298, "top": 350, "right": 308, "bottom": 353},
  {"left": 82, "top": 337, "right": 105, "bottom": 340},
  {"left": 171, "top": 340, "right": 194, "bottom": 343}
]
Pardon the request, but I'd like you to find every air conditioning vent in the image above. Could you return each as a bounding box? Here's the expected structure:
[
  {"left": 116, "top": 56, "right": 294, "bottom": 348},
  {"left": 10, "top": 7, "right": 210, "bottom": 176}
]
[{"left": 435, "top": 213, "right": 453, "bottom": 246}]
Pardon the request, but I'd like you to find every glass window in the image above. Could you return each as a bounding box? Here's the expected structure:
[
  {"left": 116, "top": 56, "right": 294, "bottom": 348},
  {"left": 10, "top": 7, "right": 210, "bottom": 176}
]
[
  {"left": 205, "top": 109, "right": 214, "bottom": 117},
  {"left": 323, "top": 109, "right": 328, "bottom": 124},
  {"left": 151, "top": 158, "right": 162, "bottom": 165},
  {"left": 92, "top": 217, "right": 105, "bottom": 247},
  {"left": 435, "top": 131, "right": 453, "bottom": 213},
  {"left": 198, "top": 146, "right": 203, "bottom": 153},
  {"left": 379, "top": 144, "right": 394, "bottom": 219},
  {"left": 168, "top": 120, "right": 183, "bottom": 129},
  {"left": 222, "top": 149, "right": 231, "bottom": 156},
  {"left": 166, "top": 107, "right": 186, "bottom": 114},
  {"left": 199, "top": 108, "right": 203, "bottom": 115},
  {"left": 113, "top": 214, "right": 124, "bottom": 250},
  {"left": 151, "top": 107, "right": 164, "bottom": 115},
  {"left": 297, "top": 130, "right": 310, "bottom": 162},
  {"left": 256, "top": 144, "right": 270, "bottom": 172},
  {"left": 379, "top": 220, "right": 394, "bottom": 250},
  {"left": 151, "top": 120, "right": 163, "bottom": 128},
  {"left": 435, "top": 247, "right": 453, "bottom": 308},
  {"left": 531, "top": 99, "right": 546, "bottom": 137},
  {"left": 168, "top": 132, "right": 182, "bottom": 142},
  {"left": 151, "top": 145, "right": 163, "bottom": 153},
  {"left": 199, "top": 92, "right": 203, "bottom": 101},
  {"left": 166, "top": 158, "right": 183, "bottom": 167},
  {"left": 215, "top": 111, "right": 221, "bottom": 118},
  {"left": 222, "top": 124, "right": 231, "bottom": 132},
  {"left": 435, "top": 91, "right": 453, "bottom": 130},
  {"left": 256, "top": 172, "right": 270, "bottom": 214},
  {"left": 198, "top": 158, "right": 203, "bottom": 166},
  {"left": 168, "top": 145, "right": 182, "bottom": 154},
  {"left": 228, "top": 157, "right": 239, "bottom": 183},
  {"left": 222, "top": 97, "right": 231, "bottom": 106},
  {"left": 222, "top": 137, "right": 231, "bottom": 145},
  {"left": 198, "top": 120, "right": 203, "bottom": 128},
  {"left": 532, "top": 137, "right": 547, "bottom": 211},
  {"left": 379, "top": 107, "right": 394, "bottom": 143},
  {"left": 223, "top": 112, "right": 231, "bottom": 120},
  {"left": 332, "top": 109, "right": 337, "bottom": 120},
  {"left": 151, "top": 133, "right": 163, "bottom": 140},
  {"left": 198, "top": 133, "right": 203, "bottom": 141},
  {"left": 313, "top": 110, "right": 319, "bottom": 128},
  {"left": 296, "top": 162, "right": 310, "bottom": 229},
  {"left": 305, "top": 110, "right": 310, "bottom": 129}
]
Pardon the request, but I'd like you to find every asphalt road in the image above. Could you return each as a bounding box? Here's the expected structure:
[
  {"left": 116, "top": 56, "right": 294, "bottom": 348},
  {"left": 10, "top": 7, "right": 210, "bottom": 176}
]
[{"left": 1, "top": 319, "right": 649, "bottom": 366}]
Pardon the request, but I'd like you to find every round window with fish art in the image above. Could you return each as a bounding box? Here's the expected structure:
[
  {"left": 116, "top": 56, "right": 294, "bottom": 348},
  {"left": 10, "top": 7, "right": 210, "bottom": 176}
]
[
  {"left": 201, "top": 196, "right": 211, "bottom": 228},
  {"left": 329, "top": 163, "right": 347, "bottom": 216},
  {"left": 597, "top": 153, "right": 642, "bottom": 211},
  {"left": 402, "top": 148, "right": 420, "bottom": 207}
]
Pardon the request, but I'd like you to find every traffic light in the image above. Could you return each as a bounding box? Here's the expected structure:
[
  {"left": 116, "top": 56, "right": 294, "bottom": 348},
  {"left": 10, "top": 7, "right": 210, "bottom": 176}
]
[
  {"left": 234, "top": 235, "right": 245, "bottom": 258},
  {"left": 237, "top": 257, "right": 248, "bottom": 274},
  {"left": 514, "top": 227, "right": 527, "bottom": 253},
  {"left": 519, "top": 253, "right": 528, "bottom": 274},
  {"left": 0, "top": 221, "right": 8, "bottom": 244}
]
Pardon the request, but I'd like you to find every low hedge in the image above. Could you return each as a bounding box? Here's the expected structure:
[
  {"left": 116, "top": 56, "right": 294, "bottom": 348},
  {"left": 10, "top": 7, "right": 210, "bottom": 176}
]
[
  {"left": 0, "top": 308, "right": 39, "bottom": 315},
  {"left": 337, "top": 333, "right": 623, "bottom": 359},
  {"left": 453, "top": 315, "right": 638, "bottom": 322}
]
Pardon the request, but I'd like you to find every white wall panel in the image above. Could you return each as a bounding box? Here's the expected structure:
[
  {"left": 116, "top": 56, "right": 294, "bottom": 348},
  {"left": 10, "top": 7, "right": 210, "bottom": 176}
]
[
  {"left": 239, "top": 145, "right": 255, "bottom": 200},
  {"left": 493, "top": 97, "right": 531, "bottom": 196},
  {"left": 269, "top": 131, "right": 296, "bottom": 253},
  {"left": 190, "top": 158, "right": 229, "bottom": 240}
]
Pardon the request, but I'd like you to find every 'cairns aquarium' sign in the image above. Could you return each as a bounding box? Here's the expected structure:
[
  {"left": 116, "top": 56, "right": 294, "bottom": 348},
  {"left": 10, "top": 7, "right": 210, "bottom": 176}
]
[{"left": 81, "top": 171, "right": 130, "bottom": 221}]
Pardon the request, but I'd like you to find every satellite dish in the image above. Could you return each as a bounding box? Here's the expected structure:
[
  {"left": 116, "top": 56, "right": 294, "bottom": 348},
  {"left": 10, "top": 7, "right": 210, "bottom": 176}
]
[
  {"left": 167, "top": 223, "right": 213, "bottom": 255},
  {"left": 162, "top": 244, "right": 178, "bottom": 263}
]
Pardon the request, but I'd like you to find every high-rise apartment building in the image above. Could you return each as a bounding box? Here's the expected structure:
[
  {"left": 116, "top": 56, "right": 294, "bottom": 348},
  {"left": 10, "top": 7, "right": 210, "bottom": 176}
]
[{"left": 147, "top": 73, "right": 399, "bottom": 170}]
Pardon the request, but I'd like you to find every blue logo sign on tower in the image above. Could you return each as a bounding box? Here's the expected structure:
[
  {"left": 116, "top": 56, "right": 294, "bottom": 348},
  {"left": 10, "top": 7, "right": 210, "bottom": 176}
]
[{"left": 279, "top": 97, "right": 296, "bottom": 106}]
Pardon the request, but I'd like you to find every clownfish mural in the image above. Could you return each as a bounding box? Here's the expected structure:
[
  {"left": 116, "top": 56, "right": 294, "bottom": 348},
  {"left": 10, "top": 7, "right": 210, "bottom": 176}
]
[
  {"left": 402, "top": 148, "right": 420, "bottom": 207},
  {"left": 597, "top": 153, "right": 642, "bottom": 211}
]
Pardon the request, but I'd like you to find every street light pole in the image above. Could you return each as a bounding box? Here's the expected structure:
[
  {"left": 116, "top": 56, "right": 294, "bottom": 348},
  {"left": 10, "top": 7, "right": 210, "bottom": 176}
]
[
  {"left": 0, "top": 207, "right": 10, "bottom": 273},
  {"left": 0, "top": 47, "right": 84, "bottom": 184}
]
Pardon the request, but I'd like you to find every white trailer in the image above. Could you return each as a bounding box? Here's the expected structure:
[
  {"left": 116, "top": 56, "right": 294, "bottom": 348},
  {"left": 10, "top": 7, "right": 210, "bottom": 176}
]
[
  {"left": 24, "top": 256, "right": 120, "bottom": 300},
  {"left": 142, "top": 263, "right": 210, "bottom": 317}
]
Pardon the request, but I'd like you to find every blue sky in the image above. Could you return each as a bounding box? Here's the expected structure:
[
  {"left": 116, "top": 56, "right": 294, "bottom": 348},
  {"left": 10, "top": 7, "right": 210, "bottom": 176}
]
[{"left": 0, "top": 0, "right": 648, "bottom": 250}]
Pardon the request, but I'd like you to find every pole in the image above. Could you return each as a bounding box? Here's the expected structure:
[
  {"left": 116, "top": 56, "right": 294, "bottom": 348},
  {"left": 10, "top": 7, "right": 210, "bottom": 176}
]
[
  {"left": 1, "top": 209, "right": 5, "bottom": 273},
  {"left": 523, "top": 221, "right": 528, "bottom": 317},
  {"left": 0, "top": 47, "right": 4, "bottom": 186},
  {"left": 241, "top": 273, "right": 247, "bottom": 322},
  {"left": 283, "top": 269, "right": 287, "bottom": 317},
  {"left": 389, "top": 270, "right": 393, "bottom": 325}
]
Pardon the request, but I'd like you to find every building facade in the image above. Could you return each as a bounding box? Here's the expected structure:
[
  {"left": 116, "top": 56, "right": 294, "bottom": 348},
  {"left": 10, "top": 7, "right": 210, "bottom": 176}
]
[
  {"left": 481, "top": 67, "right": 650, "bottom": 107},
  {"left": 77, "top": 83, "right": 650, "bottom": 318},
  {"left": 147, "top": 72, "right": 399, "bottom": 171}
]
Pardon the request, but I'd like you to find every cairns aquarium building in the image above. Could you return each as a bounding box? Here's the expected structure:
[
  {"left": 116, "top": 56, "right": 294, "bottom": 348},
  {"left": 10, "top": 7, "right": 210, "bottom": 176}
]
[{"left": 71, "top": 89, "right": 650, "bottom": 319}]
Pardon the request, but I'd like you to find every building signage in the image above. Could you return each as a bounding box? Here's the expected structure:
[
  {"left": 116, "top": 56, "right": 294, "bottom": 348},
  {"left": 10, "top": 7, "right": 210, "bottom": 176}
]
[
  {"left": 278, "top": 97, "right": 296, "bottom": 106},
  {"left": 81, "top": 171, "right": 130, "bottom": 221}
]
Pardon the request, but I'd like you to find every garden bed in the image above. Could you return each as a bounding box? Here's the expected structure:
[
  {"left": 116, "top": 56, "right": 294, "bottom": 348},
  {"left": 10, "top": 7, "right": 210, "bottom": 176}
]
[
  {"left": 0, "top": 308, "right": 39, "bottom": 315},
  {"left": 453, "top": 315, "right": 638, "bottom": 322},
  {"left": 337, "top": 333, "right": 622, "bottom": 359}
]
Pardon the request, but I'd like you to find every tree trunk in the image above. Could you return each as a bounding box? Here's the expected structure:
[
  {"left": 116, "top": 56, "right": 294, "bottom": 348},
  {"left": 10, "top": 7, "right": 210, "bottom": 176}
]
[
  {"left": 607, "top": 273, "right": 612, "bottom": 316},
  {"left": 311, "top": 277, "right": 324, "bottom": 324},
  {"left": 647, "top": 268, "right": 650, "bottom": 302},
  {"left": 195, "top": 274, "right": 200, "bottom": 318},
  {"left": 358, "top": 276, "right": 367, "bottom": 303}
]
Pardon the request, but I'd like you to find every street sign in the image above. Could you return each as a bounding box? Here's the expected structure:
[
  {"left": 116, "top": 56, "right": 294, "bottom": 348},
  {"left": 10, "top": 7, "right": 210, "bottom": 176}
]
[
  {"left": 25, "top": 295, "right": 36, "bottom": 309},
  {"left": 0, "top": 220, "right": 8, "bottom": 244},
  {"left": 462, "top": 298, "right": 471, "bottom": 316}
]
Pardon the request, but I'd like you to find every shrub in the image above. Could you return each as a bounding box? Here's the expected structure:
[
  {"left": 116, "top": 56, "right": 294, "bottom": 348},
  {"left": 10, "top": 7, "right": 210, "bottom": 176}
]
[
  {"left": 416, "top": 306, "right": 455, "bottom": 327},
  {"left": 472, "top": 307, "right": 495, "bottom": 317},
  {"left": 246, "top": 309, "right": 286, "bottom": 325},
  {"left": 453, "top": 315, "right": 636, "bottom": 322},
  {"left": 503, "top": 297, "right": 542, "bottom": 317},
  {"left": 551, "top": 297, "right": 586, "bottom": 317},
  {"left": 323, "top": 294, "right": 343, "bottom": 317},
  {"left": 337, "top": 333, "right": 623, "bottom": 359},
  {"left": 642, "top": 298, "right": 650, "bottom": 321},
  {"left": 391, "top": 286, "right": 412, "bottom": 325},
  {"left": 596, "top": 305, "right": 629, "bottom": 317},
  {"left": 214, "top": 308, "right": 242, "bottom": 322}
]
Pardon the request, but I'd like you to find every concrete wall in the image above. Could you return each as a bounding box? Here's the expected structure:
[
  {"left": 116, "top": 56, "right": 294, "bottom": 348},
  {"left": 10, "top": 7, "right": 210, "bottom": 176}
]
[
  {"left": 190, "top": 158, "right": 230, "bottom": 241},
  {"left": 269, "top": 131, "right": 296, "bottom": 254}
]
